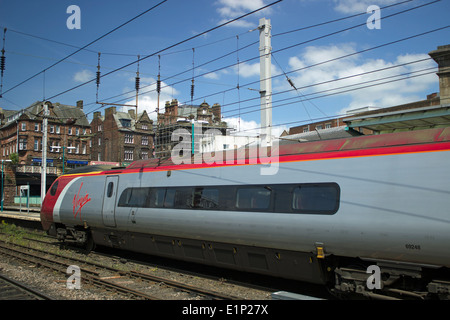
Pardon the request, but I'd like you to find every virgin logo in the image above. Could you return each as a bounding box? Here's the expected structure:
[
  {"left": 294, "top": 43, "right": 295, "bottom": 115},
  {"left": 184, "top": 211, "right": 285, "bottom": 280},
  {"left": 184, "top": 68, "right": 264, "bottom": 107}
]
[{"left": 73, "top": 183, "right": 91, "bottom": 220}]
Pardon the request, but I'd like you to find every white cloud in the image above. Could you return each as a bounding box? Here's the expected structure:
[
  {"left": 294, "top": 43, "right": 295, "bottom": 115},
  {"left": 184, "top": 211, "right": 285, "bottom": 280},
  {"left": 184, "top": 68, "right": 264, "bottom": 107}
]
[
  {"left": 286, "top": 44, "right": 437, "bottom": 114},
  {"left": 73, "top": 69, "right": 93, "bottom": 83},
  {"left": 224, "top": 116, "right": 287, "bottom": 138},
  {"left": 332, "top": 0, "right": 398, "bottom": 14},
  {"left": 123, "top": 76, "right": 179, "bottom": 122},
  {"left": 215, "top": 0, "right": 271, "bottom": 27}
]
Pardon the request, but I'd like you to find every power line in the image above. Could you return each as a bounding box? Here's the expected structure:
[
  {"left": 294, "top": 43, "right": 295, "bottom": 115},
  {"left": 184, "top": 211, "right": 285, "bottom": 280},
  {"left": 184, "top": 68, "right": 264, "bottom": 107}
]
[
  {"left": 144, "top": 0, "right": 442, "bottom": 108},
  {"left": 221, "top": 55, "right": 439, "bottom": 114},
  {"left": 45, "top": 0, "right": 282, "bottom": 102},
  {"left": 49, "top": 0, "right": 283, "bottom": 112},
  {"left": 225, "top": 68, "right": 437, "bottom": 120},
  {"left": 1, "top": 0, "right": 169, "bottom": 97}
]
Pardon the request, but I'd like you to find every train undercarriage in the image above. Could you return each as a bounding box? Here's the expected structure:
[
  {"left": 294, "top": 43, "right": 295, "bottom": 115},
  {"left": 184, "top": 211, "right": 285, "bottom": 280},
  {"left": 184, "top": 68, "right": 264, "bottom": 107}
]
[
  {"left": 49, "top": 223, "right": 450, "bottom": 300},
  {"left": 329, "top": 257, "right": 450, "bottom": 300}
]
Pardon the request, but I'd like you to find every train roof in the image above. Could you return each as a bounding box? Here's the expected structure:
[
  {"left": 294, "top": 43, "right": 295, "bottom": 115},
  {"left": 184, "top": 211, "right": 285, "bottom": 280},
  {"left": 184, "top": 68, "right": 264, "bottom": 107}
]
[{"left": 125, "top": 127, "right": 450, "bottom": 172}]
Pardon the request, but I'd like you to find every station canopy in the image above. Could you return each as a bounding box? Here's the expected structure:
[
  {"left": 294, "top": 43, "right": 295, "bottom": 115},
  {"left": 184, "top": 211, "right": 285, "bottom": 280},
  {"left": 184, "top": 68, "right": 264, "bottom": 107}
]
[{"left": 344, "top": 104, "right": 450, "bottom": 133}]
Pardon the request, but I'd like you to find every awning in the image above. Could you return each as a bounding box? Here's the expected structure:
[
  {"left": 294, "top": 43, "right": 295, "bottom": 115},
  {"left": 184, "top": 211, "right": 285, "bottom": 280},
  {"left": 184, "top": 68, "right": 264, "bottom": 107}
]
[
  {"left": 67, "top": 160, "right": 89, "bottom": 165},
  {"left": 344, "top": 104, "right": 450, "bottom": 133}
]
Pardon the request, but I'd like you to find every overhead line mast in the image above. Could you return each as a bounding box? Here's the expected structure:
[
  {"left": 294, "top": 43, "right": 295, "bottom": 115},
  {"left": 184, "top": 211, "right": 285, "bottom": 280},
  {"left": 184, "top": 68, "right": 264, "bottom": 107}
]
[{"left": 259, "top": 18, "right": 272, "bottom": 147}]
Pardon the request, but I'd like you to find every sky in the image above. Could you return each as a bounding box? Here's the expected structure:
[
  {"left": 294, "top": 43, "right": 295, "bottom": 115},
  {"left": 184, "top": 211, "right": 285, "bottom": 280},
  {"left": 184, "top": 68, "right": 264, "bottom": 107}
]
[{"left": 0, "top": 0, "right": 449, "bottom": 137}]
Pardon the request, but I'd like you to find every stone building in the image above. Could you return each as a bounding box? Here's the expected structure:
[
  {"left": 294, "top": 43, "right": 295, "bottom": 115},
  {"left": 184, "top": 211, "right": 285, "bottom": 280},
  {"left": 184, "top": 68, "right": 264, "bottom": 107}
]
[
  {"left": 0, "top": 100, "right": 91, "bottom": 198},
  {"left": 90, "top": 107, "right": 154, "bottom": 165},
  {"left": 156, "top": 99, "right": 228, "bottom": 158}
]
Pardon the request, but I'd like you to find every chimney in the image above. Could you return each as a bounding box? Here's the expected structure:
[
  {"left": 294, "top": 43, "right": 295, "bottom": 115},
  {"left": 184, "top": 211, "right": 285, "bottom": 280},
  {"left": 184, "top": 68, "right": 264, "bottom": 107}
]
[
  {"left": 93, "top": 111, "right": 101, "bottom": 119},
  {"left": 76, "top": 100, "right": 84, "bottom": 109},
  {"left": 128, "top": 109, "right": 136, "bottom": 119},
  {"left": 429, "top": 45, "right": 450, "bottom": 105},
  {"left": 105, "top": 106, "right": 116, "bottom": 117},
  {"left": 212, "top": 103, "right": 221, "bottom": 122}
]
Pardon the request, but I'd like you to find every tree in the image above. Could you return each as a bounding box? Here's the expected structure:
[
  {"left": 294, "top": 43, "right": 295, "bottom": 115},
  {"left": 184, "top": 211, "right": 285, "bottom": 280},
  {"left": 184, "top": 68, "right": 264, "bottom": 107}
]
[{"left": 9, "top": 153, "right": 19, "bottom": 165}]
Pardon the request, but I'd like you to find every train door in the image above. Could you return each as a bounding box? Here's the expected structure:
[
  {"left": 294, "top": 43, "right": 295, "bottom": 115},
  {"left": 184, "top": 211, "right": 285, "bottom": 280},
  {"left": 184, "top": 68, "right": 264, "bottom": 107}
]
[{"left": 102, "top": 176, "right": 118, "bottom": 227}]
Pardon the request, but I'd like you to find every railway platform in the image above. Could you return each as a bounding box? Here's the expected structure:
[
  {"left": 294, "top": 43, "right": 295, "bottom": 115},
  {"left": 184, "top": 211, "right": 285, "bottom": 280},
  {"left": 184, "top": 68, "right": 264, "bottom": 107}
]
[{"left": 0, "top": 206, "right": 40, "bottom": 222}]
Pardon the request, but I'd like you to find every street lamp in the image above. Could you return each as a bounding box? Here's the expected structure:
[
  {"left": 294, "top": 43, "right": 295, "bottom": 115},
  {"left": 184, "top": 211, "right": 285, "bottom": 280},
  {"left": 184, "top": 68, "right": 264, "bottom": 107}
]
[
  {"left": 52, "top": 146, "right": 76, "bottom": 174},
  {"left": 1, "top": 159, "right": 12, "bottom": 212}
]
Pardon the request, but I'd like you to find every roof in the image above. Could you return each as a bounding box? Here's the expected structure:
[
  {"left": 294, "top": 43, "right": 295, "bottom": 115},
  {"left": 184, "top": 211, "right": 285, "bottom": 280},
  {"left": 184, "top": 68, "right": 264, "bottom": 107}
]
[
  {"left": 2, "top": 101, "right": 90, "bottom": 127},
  {"left": 112, "top": 109, "right": 152, "bottom": 131},
  {"left": 344, "top": 104, "right": 450, "bottom": 133},
  {"left": 277, "top": 126, "right": 361, "bottom": 145}
]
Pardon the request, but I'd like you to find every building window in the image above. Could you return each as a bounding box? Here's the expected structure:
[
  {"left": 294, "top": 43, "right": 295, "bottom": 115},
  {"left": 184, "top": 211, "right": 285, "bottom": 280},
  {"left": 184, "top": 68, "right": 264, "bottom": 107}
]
[
  {"left": 19, "top": 138, "right": 27, "bottom": 150},
  {"left": 68, "top": 127, "right": 72, "bottom": 135},
  {"left": 82, "top": 143, "right": 86, "bottom": 155},
  {"left": 34, "top": 139, "right": 40, "bottom": 151},
  {"left": 316, "top": 125, "right": 323, "bottom": 130},
  {"left": 34, "top": 123, "right": 39, "bottom": 131},
  {"left": 303, "top": 127, "right": 309, "bottom": 133},
  {"left": 120, "top": 119, "right": 131, "bottom": 128},
  {"left": 98, "top": 125, "right": 102, "bottom": 132},
  {"left": 21, "top": 123, "right": 26, "bottom": 131},
  {"left": 141, "top": 151, "right": 148, "bottom": 159},
  {"left": 76, "top": 127, "right": 80, "bottom": 136},
  {"left": 98, "top": 138, "right": 101, "bottom": 146},
  {"left": 83, "top": 128, "right": 87, "bottom": 135},
  {"left": 325, "top": 123, "right": 332, "bottom": 129},
  {"left": 124, "top": 149, "right": 133, "bottom": 161},
  {"left": 142, "top": 124, "right": 148, "bottom": 130},
  {"left": 68, "top": 142, "right": 73, "bottom": 153},
  {"left": 75, "top": 143, "right": 79, "bottom": 154},
  {"left": 50, "top": 125, "right": 55, "bottom": 133},
  {"left": 125, "top": 134, "right": 134, "bottom": 144},
  {"left": 56, "top": 125, "right": 60, "bottom": 134},
  {"left": 142, "top": 136, "right": 148, "bottom": 146}
]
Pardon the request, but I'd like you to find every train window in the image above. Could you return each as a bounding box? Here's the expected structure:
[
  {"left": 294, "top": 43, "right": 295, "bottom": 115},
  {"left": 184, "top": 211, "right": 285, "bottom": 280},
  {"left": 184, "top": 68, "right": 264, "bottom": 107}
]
[
  {"left": 164, "top": 189, "right": 176, "bottom": 208},
  {"left": 148, "top": 188, "right": 166, "bottom": 208},
  {"left": 236, "top": 187, "right": 271, "bottom": 210},
  {"left": 116, "top": 183, "right": 340, "bottom": 215},
  {"left": 193, "top": 187, "right": 219, "bottom": 209},
  {"left": 118, "top": 187, "right": 149, "bottom": 207},
  {"left": 107, "top": 182, "right": 114, "bottom": 198},
  {"left": 174, "top": 188, "right": 193, "bottom": 209},
  {"left": 50, "top": 181, "right": 59, "bottom": 196},
  {"left": 292, "top": 183, "right": 339, "bottom": 214}
]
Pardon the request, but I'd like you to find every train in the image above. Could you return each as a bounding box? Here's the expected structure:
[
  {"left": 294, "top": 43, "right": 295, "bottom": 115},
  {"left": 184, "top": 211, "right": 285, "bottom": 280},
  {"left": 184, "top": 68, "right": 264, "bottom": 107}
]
[{"left": 40, "top": 126, "right": 450, "bottom": 299}]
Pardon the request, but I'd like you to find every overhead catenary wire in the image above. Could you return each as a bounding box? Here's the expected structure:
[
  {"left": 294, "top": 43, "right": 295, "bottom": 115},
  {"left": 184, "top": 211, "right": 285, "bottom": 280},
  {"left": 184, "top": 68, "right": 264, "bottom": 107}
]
[
  {"left": 4, "top": 0, "right": 445, "bottom": 127},
  {"left": 43, "top": 0, "right": 282, "bottom": 103},
  {"left": 3, "top": 0, "right": 432, "bottom": 112},
  {"left": 61, "top": 0, "right": 282, "bottom": 118},
  {"left": 81, "top": 23, "right": 449, "bottom": 126},
  {"left": 1, "top": 0, "right": 169, "bottom": 97},
  {"left": 120, "top": 0, "right": 440, "bottom": 111},
  {"left": 224, "top": 67, "right": 437, "bottom": 121}
]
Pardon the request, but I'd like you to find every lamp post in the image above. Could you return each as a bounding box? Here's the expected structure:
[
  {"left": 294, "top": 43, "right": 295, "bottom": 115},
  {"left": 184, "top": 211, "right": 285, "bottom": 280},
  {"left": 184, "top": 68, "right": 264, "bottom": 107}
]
[
  {"left": 52, "top": 146, "right": 75, "bottom": 175},
  {"left": 1, "top": 159, "right": 12, "bottom": 212}
]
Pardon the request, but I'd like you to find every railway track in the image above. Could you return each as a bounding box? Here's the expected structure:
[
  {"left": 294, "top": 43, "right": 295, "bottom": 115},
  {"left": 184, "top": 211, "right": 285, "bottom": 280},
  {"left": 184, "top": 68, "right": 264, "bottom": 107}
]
[
  {"left": 0, "top": 273, "right": 54, "bottom": 300},
  {"left": 0, "top": 239, "right": 243, "bottom": 300}
]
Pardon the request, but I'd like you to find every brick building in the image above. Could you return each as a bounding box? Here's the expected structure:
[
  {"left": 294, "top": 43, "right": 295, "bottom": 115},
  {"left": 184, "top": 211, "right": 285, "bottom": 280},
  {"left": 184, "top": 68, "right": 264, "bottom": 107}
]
[
  {"left": 156, "top": 99, "right": 228, "bottom": 158},
  {"left": 90, "top": 107, "right": 155, "bottom": 165},
  {"left": 0, "top": 100, "right": 91, "bottom": 197}
]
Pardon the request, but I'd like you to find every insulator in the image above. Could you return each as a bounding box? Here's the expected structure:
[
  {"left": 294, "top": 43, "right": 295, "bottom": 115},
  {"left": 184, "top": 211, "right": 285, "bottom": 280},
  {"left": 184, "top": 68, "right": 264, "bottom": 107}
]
[
  {"left": 0, "top": 55, "right": 5, "bottom": 72},
  {"left": 96, "top": 71, "right": 101, "bottom": 86},
  {"left": 190, "top": 81, "right": 194, "bottom": 98},
  {"left": 156, "top": 79, "right": 161, "bottom": 94},
  {"left": 135, "top": 76, "right": 140, "bottom": 91},
  {"left": 287, "top": 77, "right": 297, "bottom": 90}
]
